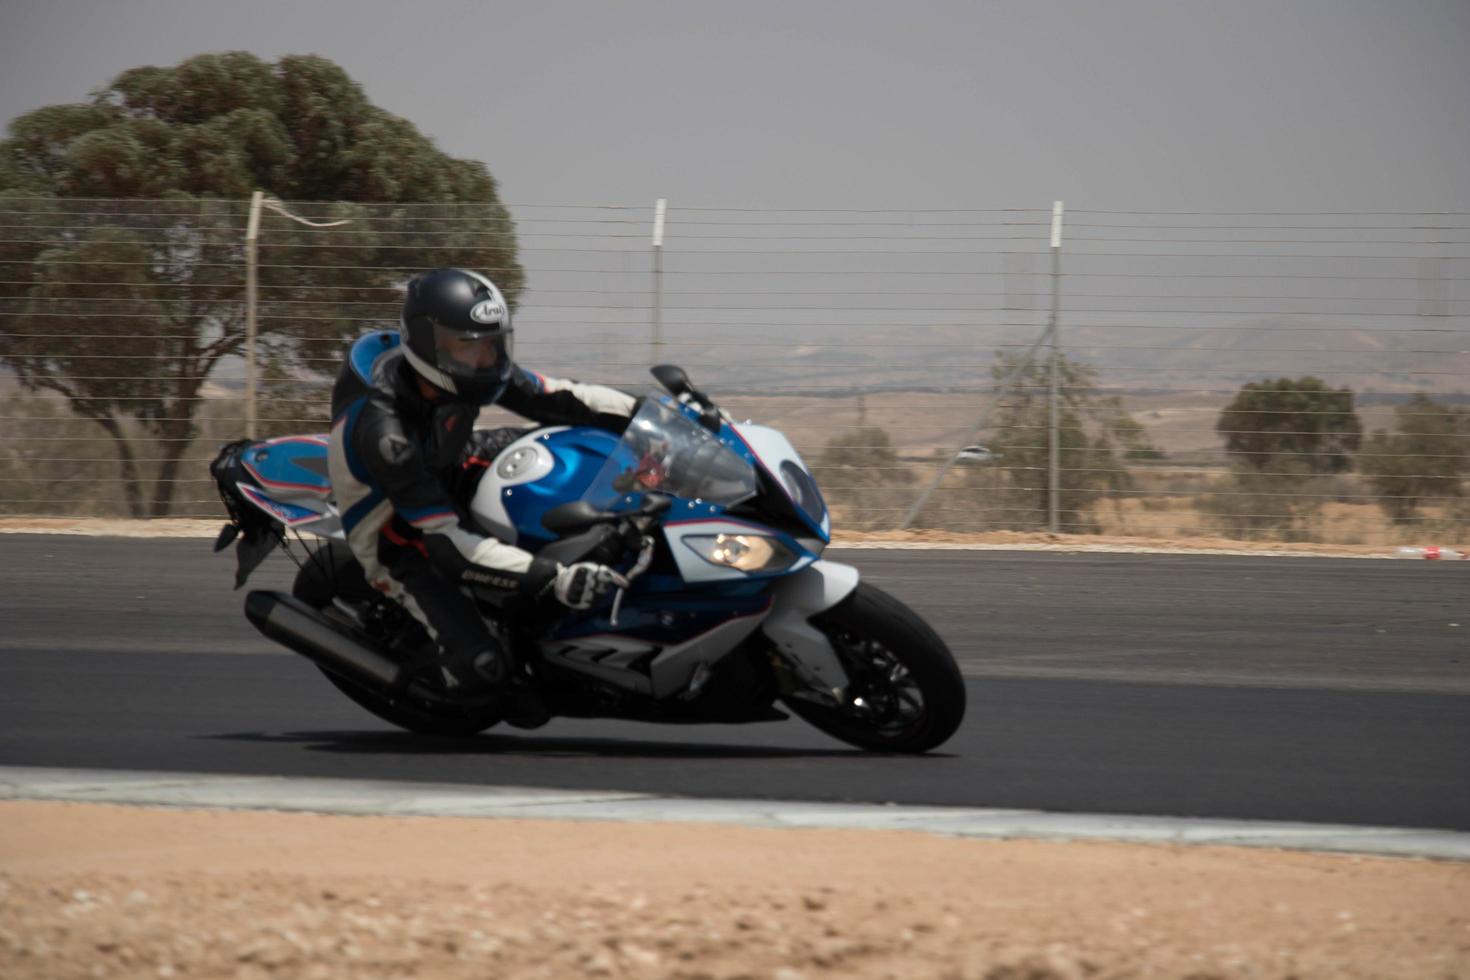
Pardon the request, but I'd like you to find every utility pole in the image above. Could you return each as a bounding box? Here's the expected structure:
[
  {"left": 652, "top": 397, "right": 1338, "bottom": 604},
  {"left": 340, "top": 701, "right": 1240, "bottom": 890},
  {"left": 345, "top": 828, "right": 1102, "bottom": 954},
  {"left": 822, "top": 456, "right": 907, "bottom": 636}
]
[
  {"left": 651, "top": 198, "right": 666, "bottom": 364},
  {"left": 241, "top": 193, "right": 351, "bottom": 439},
  {"left": 244, "top": 191, "right": 264, "bottom": 439},
  {"left": 1046, "top": 200, "right": 1065, "bottom": 534}
]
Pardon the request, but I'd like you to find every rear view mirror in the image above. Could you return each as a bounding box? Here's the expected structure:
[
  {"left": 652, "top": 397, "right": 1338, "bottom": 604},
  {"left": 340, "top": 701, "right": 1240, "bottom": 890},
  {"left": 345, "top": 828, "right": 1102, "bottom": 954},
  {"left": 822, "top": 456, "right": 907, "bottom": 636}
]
[{"left": 651, "top": 364, "right": 692, "bottom": 398}]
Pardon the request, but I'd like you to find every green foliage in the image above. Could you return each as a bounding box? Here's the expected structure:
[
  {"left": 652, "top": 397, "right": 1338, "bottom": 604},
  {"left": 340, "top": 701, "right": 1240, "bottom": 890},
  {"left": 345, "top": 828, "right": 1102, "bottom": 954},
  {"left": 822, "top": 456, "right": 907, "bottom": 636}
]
[
  {"left": 1216, "top": 377, "right": 1362, "bottom": 474},
  {"left": 971, "top": 351, "right": 1140, "bottom": 533},
  {"left": 0, "top": 52, "right": 523, "bottom": 516},
  {"left": 815, "top": 426, "right": 914, "bottom": 529},
  {"left": 1357, "top": 395, "right": 1469, "bottom": 524},
  {"left": 1101, "top": 399, "right": 1166, "bottom": 460},
  {"left": 1197, "top": 463, "right": 1328, "bottom": 541}
]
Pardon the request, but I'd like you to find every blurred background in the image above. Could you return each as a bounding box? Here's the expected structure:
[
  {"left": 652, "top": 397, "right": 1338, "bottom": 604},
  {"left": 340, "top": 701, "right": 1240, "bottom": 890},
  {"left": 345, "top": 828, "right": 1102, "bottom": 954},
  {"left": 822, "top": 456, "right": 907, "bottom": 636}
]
[{"left": 0, "top": 1, "right": 1465, "bottom": 543}]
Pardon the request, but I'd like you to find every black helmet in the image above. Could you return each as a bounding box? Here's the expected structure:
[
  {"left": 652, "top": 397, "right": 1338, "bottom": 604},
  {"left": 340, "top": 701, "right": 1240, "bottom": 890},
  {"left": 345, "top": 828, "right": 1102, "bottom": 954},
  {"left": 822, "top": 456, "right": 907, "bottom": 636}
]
[{"left": 399, "top": 268, "right": 515, "bottom": 404}]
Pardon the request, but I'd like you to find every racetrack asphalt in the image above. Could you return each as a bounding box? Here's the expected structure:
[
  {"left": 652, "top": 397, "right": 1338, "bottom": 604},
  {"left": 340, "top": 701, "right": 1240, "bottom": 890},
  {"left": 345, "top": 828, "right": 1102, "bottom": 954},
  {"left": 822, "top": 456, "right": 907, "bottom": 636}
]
[{"left": 0, "top": 535, "right": 1466, "bottom": 831}]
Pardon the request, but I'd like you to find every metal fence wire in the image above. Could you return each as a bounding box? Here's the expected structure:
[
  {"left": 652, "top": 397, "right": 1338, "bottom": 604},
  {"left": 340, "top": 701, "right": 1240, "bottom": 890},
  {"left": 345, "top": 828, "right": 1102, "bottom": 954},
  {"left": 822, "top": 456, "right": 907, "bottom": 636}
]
[{"left": 0, "top": 197, "right": 1466, "bottom": 546}]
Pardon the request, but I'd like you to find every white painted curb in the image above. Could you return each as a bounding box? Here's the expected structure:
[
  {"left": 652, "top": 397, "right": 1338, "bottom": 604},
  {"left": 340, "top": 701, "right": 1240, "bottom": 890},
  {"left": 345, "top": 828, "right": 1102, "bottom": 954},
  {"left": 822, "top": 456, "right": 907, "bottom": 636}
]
[{"left": 1, "top": 767, "right": 1463, "bottom": 861}]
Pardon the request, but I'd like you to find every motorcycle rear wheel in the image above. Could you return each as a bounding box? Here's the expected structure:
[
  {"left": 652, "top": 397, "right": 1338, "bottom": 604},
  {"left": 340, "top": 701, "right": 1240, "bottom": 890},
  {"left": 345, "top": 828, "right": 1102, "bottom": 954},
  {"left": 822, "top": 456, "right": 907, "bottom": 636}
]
[
  {"left": 292, "top": 543, "right": 503, "bottom": 737},
  {"left": 782, "top": 582, "right": 965, "bottom": 753}
]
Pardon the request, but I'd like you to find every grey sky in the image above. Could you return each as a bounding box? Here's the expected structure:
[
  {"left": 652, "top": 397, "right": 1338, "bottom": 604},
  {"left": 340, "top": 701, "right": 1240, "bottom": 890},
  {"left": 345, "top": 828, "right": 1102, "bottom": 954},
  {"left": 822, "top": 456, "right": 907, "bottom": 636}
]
[{"left": 2, "top": 0, "right": 1467, "bottom": 210}]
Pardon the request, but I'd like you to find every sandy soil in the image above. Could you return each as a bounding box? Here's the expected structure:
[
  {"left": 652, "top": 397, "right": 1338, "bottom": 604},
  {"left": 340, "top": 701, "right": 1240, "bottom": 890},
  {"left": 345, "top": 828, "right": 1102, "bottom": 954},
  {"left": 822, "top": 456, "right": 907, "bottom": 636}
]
[{"left": 1, "top": 801, "right": 1466, "bottom": 980}]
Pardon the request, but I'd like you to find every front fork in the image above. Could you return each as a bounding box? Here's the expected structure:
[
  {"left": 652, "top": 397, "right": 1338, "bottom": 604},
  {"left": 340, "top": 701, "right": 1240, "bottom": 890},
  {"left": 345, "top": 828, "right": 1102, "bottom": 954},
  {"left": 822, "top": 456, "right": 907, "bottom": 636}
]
[{"left": 760, "top": 559, "right": 860, "bottom": 704}]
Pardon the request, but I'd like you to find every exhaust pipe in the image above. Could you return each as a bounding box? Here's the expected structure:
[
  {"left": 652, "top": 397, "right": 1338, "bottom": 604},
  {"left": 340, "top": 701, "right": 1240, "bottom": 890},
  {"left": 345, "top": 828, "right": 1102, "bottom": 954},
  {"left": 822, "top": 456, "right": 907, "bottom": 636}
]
[{"left": 245, "top": 591, "right": 402, "bottom": 690}]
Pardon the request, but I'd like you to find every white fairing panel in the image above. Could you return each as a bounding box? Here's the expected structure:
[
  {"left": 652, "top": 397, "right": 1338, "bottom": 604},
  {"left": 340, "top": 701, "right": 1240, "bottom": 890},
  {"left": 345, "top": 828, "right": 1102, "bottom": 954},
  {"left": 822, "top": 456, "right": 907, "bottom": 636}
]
[
  {"left": 761, "top": 560, "right": 860, "bottom": 696},
  {"left": 468, "top": 428, "right": 566, "bottom": 542},
  {"left": 732, "top": 423, "right": 831, "bottom": 539},
  {"left": 236, "top": 484, "right": 344, "bottom": 539},
  {"left": 540, "top": 606, "right": 770, "bottom": 700}
]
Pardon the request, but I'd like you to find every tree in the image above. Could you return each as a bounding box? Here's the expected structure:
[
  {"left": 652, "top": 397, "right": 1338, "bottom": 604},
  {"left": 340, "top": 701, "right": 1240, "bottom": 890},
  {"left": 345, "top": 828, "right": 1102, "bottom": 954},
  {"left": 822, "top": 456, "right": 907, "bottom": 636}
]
[
  {"left": 1216, "top": 377, "right": 1362, "bottom": 474},
  {"left": 0, "top": 52, "right": 523, "bottom": 516},
  {"left": 1357, "top": 395, "right": 1469, "bottom": 524},
  {"left": 1202, "top": 378, "right": 1363, "bottom": 540},
  {"left": 815, "top": 425, "right": 914, "bottom": 529},
  {"left": 911, "top": 351, "right": 1147, "bottom": 533}
]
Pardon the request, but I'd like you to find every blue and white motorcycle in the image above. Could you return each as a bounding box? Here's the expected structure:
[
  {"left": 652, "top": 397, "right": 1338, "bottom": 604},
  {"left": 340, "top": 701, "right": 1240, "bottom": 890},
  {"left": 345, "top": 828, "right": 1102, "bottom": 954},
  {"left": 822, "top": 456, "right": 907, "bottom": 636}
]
[{"left": 211, "top": 366, "right": 965, "bottom": 753}]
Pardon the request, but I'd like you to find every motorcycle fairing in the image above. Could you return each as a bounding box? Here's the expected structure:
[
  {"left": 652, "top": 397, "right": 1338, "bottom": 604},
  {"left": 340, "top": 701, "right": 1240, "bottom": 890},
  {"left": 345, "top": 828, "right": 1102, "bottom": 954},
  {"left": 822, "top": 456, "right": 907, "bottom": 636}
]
[
  {"left": 542, "top": 595, "right": 774, "bottom": 698},
  {"left": 238, "top": 483, "right": 322, "bottom": 527},
  {"left": 232, "top": 435, "right": 341, "bottom": 538},
  {"left": 487, "top": 427, "right": 622, "bottom": 547},
  {"left": 759, "top": 560, "right": 859, "bottom": 696},
  {"left": 240, "top": 435, "right": 333, "bottom": 496},
  {"left": 468, "top": 427, "right": 567, "bottom": 543},
  {"left": 731, "top": 423, "right": 830, "bottom": 542},
  {"left": 662, "top": 517, "right": 817, "bottom": 583}
]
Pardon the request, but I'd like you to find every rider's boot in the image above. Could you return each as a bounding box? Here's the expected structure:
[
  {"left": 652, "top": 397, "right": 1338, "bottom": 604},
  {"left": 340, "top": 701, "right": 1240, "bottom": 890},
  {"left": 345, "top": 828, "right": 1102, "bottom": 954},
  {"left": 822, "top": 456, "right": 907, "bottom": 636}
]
[{"left": 439, "top": 646, "right": 550, "bottom": 728}]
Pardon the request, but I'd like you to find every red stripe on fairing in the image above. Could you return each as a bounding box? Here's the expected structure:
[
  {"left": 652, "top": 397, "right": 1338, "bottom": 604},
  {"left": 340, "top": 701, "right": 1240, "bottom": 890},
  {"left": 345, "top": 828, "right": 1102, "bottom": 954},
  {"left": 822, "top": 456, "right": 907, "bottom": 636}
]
[
  {"left": 242, "top": 462, "right": 331, "bottom": 493},
  {"left": 242, "top": 435, "right": 333, "bottom": 493},
  {"left": 238, "top": 483, "right": 324, "bottom": 526},
  {"left": 729, "top": 426, "right": 792, "bottom": 503},
  {"left": 730, "top": 425, "right": 828, "bottom": 537},
  {"left": 664, "top": 517, "right": 777, "bottom": 533}
]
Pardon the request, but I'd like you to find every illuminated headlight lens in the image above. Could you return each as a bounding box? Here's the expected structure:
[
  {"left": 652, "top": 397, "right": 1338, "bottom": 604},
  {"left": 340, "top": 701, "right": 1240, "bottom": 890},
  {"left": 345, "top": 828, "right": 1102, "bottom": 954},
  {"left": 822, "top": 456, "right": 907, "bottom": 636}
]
[{"left": 683, "top": 533, "right": 797, "bottom": 573}]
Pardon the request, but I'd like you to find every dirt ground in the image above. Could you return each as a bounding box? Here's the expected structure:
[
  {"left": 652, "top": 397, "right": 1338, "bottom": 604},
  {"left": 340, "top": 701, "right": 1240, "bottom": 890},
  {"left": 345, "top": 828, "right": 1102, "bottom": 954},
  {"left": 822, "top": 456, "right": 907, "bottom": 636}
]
[{"left": 1, "top": 801, "right": 1466, "bottom": 980}]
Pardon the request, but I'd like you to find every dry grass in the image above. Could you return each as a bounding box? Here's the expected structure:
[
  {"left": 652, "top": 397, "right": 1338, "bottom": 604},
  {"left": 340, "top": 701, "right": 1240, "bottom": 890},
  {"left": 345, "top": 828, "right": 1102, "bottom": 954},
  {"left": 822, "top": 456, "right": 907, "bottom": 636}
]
[{"left": 4, "top": 385, "right": 1466, "bottom": 546}]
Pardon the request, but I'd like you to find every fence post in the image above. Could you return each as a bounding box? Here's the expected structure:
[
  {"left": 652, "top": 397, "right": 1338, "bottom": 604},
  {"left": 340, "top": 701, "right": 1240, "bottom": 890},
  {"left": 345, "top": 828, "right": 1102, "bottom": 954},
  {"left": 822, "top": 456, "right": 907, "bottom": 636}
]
[
  {"left": 244, "top": 190, "right": 264, "bottom": 439},
  {"left": 242, "top": 195, "right": 352, "bottom": 439},
  {"left": 1046, "top": 200, "right": 1065, "bottom": 533},
  {"left": 651, "top": 198, "right": 666, "bottom": 365}
]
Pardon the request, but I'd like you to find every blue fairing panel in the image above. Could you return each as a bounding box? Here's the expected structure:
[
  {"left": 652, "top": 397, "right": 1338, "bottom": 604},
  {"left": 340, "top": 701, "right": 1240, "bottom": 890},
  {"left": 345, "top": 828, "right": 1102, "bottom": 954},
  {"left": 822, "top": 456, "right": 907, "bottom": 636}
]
[
  {"left": 501, "top": 427, "right": 623, "bottom": 547},
  {"left": 241, "top": 436, "right": 332, "bottom": 495}
]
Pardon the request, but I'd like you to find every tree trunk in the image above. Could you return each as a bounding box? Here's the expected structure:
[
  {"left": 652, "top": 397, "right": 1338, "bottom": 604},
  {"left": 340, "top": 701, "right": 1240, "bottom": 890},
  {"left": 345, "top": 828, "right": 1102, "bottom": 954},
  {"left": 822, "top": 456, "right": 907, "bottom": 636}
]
[
  {"left": 93, "top": 415, "right": 146, "bottom": 518},
  {"left": 149, "top": 413, "right": 197, "bottom": 517},
  {"left": 150, "top": 332, "right": 208, "bottom": 518}
]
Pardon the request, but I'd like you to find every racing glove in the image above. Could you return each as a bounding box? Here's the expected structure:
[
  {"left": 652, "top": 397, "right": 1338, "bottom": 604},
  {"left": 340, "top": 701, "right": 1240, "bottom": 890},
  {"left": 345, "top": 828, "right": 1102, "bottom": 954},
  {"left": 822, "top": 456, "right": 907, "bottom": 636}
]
[{"left": 551, "top": 562, "right": 630, "bottom": 610}]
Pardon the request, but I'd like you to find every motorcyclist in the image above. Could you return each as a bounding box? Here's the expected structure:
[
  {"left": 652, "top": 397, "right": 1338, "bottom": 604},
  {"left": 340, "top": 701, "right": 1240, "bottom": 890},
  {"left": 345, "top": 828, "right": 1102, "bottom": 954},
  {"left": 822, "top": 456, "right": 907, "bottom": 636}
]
[{"left": 327, "top": 268, "right": 636, "bottom": 699}]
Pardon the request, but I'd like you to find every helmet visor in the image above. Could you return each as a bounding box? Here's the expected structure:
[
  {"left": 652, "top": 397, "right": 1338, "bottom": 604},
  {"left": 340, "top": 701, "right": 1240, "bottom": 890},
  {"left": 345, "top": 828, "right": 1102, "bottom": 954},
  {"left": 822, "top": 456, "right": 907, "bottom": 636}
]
[{"left": 432, "top": 322, "right": 513, "bottom": 384}]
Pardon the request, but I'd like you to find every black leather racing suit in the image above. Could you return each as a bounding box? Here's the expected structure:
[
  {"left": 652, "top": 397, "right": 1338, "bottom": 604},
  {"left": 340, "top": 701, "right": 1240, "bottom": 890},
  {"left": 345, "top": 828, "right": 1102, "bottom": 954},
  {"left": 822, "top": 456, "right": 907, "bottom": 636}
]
[{"left": 326, "top": 330, "right": 636, "bottom": 664}]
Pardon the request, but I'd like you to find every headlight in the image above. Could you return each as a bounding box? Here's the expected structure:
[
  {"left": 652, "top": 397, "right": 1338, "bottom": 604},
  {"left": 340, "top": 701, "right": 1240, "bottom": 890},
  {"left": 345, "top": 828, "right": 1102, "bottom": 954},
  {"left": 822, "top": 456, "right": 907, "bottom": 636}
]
[{"left": 682, "top": 533, "right": 797, "bottom": 573}]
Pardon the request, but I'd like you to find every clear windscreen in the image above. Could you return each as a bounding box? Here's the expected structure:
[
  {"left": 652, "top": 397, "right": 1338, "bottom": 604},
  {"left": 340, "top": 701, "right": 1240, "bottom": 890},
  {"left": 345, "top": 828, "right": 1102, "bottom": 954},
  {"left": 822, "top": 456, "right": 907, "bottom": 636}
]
[{"left": 584, "top": 393, "right": 758, "bottom": 509}]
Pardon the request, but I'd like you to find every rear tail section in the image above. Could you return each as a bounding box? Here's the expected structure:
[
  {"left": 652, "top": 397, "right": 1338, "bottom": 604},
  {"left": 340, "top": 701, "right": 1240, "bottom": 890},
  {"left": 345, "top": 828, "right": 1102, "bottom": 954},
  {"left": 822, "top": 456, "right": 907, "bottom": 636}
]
[{"left": 210, "top": 434, "right": 337, "bottom": 587}]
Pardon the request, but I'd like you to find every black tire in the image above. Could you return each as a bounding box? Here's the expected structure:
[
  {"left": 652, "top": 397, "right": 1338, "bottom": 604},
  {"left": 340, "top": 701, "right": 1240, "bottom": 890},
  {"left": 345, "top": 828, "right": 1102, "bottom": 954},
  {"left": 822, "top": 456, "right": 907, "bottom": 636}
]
[
  {"left": 782, "top": 582, "right": 966, "bottom": 753},
  {"left": 291, "top": 543, "right": 502, "bottom": 737}
]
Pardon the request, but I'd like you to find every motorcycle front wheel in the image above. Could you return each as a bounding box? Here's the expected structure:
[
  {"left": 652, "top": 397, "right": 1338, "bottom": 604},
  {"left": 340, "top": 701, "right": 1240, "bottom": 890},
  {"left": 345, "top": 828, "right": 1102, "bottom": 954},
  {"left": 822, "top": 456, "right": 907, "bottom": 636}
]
[
  {"left": 782, "top": 583, "right": 966, "bottom": 753},
  {"left": 292, "top": 543, "right": 503, "bottom": 737}
]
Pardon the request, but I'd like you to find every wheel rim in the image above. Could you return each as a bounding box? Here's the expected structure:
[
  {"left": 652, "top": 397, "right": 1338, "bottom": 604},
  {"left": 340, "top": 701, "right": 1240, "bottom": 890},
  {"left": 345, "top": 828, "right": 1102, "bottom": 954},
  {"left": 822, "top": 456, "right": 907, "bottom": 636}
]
[{"left": 821, "top": 626, "right": 928, "bottom": 737}]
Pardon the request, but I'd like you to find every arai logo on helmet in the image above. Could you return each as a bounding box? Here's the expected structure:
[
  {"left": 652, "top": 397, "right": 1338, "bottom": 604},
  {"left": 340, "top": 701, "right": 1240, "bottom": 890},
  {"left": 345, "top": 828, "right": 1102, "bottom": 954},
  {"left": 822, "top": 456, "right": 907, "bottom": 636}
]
[{"left": 469, "top": 300, "right": 506, "bottom": 325}]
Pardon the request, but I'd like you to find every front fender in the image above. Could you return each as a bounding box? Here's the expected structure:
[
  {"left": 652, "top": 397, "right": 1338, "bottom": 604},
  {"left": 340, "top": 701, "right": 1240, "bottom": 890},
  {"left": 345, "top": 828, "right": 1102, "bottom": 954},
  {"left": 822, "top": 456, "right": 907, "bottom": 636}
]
[{"left": 761, "top": 559, "right": 859, "bottom": 697}]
